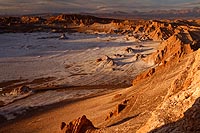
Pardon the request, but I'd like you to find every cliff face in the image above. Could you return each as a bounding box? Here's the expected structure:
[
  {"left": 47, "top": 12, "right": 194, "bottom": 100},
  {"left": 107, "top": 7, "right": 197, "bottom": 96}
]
[
  {"left": 149, "top": 97, "right": 200, "bottom": 133},
  {"left": 137, "top": 49, "right": 200, "bottom": 133},
  {"left": 133, "top": 23, "right": 200, "bottom": 85},
  {"left": 133, "top": 20, "right": 175, "bottom": 41},
  {"left": 133, "top": 21, "right": 200, "bottom": 133},
  {"left": 146, "top": 26, "right": 200, "bottom": 65}
]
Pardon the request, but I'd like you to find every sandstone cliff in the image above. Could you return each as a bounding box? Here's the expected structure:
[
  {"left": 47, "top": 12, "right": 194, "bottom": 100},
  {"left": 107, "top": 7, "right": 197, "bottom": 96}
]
[{"left": 137, "top": 49, "right": 200, "bottom": 133}]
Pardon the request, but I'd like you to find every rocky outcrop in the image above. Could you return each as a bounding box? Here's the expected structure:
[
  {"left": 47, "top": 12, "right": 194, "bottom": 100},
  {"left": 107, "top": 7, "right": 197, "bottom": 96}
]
[
  {"left": 1, "top": 15, "right": 199, "bottom": 41},
  {"left": 150, "top": 97, "right": 200, "bottom": 133},
  {"left": 137, "top": 49, "right": 200, "bottom": 133},
  {"left": 21, "top": 16, "right": 44, "bottom": 24},
  {"left": 131, "top": 20, "right": 200, "bottom": 133},
  {"left": 60, "top": 115, "right": 96, "bottom": 133},
  {"left": 134, "top": 20, "right": 175, "bottom": 41},
  {"left": 146, "top": 26, "right": 200, "bottom": 65},
  {"left": 133, "top": 24, "right": 200, "bottom": 85},
  {"left": 105, "top": 99, "right": 129, "bottom": 120},
  {"left": 0, "top": 14, "right": 121, "bottom": 33},
  {"left": 133, "top": 68, "right": 155, "bottom": 85},
  {"left": 96, "top": 55, "right": 115, "bottom": 69},
  {"left": 9, "top": 86, "right": 32, "bottom": 96},
  {"left": 48, "top": 14, "right": 121, "bottom": 26}
]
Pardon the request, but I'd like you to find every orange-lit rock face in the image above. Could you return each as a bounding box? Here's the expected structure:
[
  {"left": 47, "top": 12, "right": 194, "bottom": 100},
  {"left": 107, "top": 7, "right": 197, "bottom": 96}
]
[
  {"left": 133, "top": 21, "right": 200, "bottom": 85},
  {"left": 137, "top": 49, "right": 200, "bottom": 133},
  {"left": 61, "top": 115, "right": 96, "bottom": 133},
  {"left": 147, "top": 28, "right": 200, "bottom": 65},
  {"left": 21, "top": 16, "right": 43, "bottom": 24}
]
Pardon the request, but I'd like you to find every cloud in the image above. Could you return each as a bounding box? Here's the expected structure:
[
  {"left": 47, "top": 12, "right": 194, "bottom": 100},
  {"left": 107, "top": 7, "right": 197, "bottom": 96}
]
[{"left": 0, "top": 0, "right": 199, "bottom": 15}]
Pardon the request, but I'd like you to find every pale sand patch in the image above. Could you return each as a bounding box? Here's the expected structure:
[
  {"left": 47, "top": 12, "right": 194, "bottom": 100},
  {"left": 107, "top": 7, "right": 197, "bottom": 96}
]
[{"left": 0, "top": 32, "right": 159, "bottom": 87}]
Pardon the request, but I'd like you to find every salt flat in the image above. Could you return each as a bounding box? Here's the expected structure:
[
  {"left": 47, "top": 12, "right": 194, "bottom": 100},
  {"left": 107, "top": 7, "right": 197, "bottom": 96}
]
[
  {"left": 0, "top": 32, "right": 159, "bottom": 120},
  {"left": 0, "top": 32, "right": 159, "bottom": 86}
]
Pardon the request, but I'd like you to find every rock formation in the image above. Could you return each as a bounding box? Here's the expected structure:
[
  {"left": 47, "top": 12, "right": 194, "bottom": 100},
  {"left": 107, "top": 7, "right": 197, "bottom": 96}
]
[
  {"left": 149, "top": 98, "right": 200, "bottom": 133},
  {"left": 145, "top": 25, "right": 200, "bottom": 65},
  {"left": 105, "top": 99, "right": 129, "bottom": 121},
  {"left": 137, "top": 49, "right": 200, "bottom": 133},
  {"left": 133, "top": 22, "right": 200, "bottom": 85},
  {"left": 96, "top": 55, "right": 115, "bottom": 68},
  {"left": 133, "top": 20, "right": 200, "bottom": 132},
  {"left": 9, "top": 86, "right": 32, "bottom": 96},
  {"left": 133, "top": 20, "right": 175, "bottom": 41},
  {"left": 60, "top": 115, "right": 96, "bottom": 133}
]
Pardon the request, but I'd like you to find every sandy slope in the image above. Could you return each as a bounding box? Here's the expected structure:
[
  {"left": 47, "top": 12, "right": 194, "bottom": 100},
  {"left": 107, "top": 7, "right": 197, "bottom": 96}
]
[{"left": 0, "top": 88, "right": 126, "bottom": 133}]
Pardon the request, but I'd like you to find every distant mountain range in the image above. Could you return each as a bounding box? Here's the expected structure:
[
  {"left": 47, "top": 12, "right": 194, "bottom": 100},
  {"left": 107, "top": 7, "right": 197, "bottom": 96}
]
[
  {"left": 84, "top": 7, "right": 200, "bottom": 19},
  {"left": 0, "top": 7, "right": 199, "bottom": 20}
]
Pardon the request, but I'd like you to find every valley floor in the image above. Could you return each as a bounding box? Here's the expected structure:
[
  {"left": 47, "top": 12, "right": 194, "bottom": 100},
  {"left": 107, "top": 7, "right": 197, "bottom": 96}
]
[{"left": 0, "top": 32, "right": 159, "bottom": 131}]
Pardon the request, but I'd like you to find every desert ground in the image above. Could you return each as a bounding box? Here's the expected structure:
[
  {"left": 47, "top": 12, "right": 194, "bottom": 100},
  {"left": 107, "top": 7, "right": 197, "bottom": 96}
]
[
  {"left": 0, "top": 31, "right": 158, "bottom": 125},
  {"left": 0, "top": 15, "right": 200, "bottom": 133}
]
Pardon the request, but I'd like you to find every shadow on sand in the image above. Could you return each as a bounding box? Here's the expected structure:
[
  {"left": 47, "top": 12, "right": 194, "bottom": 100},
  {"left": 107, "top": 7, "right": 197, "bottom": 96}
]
[{"left": 108, "top": 113, "right": 140, "bottom": 127}]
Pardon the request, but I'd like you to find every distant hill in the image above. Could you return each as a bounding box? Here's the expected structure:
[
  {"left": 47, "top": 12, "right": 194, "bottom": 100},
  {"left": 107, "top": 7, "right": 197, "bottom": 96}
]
[{"left": 88, "top": 7, "right": 200, "bottom": 19}]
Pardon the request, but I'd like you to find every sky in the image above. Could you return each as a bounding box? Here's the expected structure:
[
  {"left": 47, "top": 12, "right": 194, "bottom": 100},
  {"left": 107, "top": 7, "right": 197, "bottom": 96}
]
[{"left": 0, "top": 0, "right": 199, "bottom": 15}]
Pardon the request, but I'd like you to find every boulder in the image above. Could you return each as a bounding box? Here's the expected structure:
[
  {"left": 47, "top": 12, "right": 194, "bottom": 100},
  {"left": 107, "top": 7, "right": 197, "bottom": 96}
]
[{"left": 61, "top": 115, "right": 96, "bottom": 133}]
